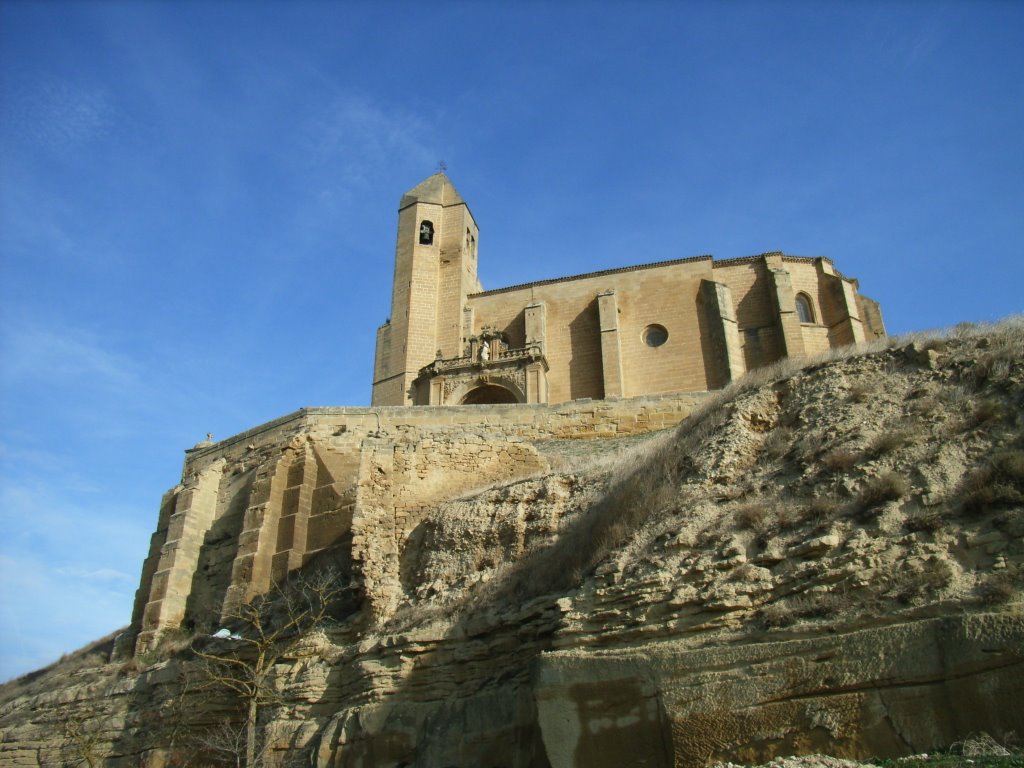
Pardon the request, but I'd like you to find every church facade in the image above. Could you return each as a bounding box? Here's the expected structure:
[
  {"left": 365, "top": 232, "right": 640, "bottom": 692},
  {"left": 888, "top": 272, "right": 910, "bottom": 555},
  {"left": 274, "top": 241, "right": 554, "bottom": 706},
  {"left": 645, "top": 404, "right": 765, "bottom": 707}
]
[{"left": 371, "top": 173, "right": 884, "bottom": 407}]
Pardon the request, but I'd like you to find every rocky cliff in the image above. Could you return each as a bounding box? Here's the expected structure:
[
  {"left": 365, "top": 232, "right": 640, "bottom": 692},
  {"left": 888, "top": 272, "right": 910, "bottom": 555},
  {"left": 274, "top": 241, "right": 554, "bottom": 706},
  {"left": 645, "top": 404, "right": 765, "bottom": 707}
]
[{"left": 1, "top": 320, "right": 1022, "bottom": 767}]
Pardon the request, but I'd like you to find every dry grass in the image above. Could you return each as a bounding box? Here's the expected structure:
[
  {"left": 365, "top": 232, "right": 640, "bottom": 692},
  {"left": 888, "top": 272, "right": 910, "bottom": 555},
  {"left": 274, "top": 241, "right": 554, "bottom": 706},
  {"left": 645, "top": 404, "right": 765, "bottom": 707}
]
[
  {"left": 884, "top": 558, "right": 954, "bottom": 604},
  {"left": 865, "top": 429, "right": 914, "bottom": 457},
  {"left": 804, "top": 495, "right": 843, "bottom": 527},
  {"left": 734, "top": 502, "right": 774, "bottom": 534},
  {"left": 0, "top": 629, "right": 122, "bottom": 705},
  {"left": 760, "top": 426, "right": 793, "bottom": 462},
  {"left": 960, "top": 449, "right": 1024, "bottom": 517},
  {"left": 969, "top": 398, "right": 1006, "bottom": 428},
  {"left": 848, "top": 380, "right": 877, "bottom": 403},
  {"left": 976, "top": 570, "right": 1019, "bottom": 606},
  {"left": 759, "top": 591, "right": 843, "bottom": 629},
  {"left": 904, "top": 506, "right": 946, "bottom": 533},
  {"left": 855, "top": 471, "right": 909, "bottom": 521},
  {"left": 758, "top": 601, "right": 797, "bottom": 628},
  {"left": 411, "top": 316, "right": 1024, "bottom": 623},
  {"left": 822, "top": 448, "right": 860, "bottom": 472}
]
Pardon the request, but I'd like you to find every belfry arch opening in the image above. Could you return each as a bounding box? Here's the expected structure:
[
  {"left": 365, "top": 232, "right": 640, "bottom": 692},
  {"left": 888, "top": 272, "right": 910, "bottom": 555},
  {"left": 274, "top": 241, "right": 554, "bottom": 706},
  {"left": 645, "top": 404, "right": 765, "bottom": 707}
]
[{"left": 460, "top": 384, "right": 520, "bottom": 405}]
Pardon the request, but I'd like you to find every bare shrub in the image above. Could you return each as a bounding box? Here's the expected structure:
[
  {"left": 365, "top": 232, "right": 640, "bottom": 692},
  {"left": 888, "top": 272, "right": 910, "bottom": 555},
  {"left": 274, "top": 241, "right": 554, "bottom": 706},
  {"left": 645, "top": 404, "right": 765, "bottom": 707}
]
[
  {"left": 855, "top": 471, "right": 909, "bottom": 520},
  {"left": 54, "top": 706, "right": 111, "bottom": 767},
  {"left": 993, "top": 449, "right": 1024, "bottom": 479},
  {"left": 734, "top": 502, "right": 774, "bottom": 535},
  {"left": 905, "top": 394, "right": 938, "bottom": 416},
  {"left": 976, "top": 570, "right": 1019, "bottom": 606},
  {"left": 822, "top": 448, "right": 859, "bottom": 472},
  {"left": 759, "top": 601, "right": 795, "bottom": 629},
  {"left": 957, "top": 732, "right": 1014, "bottom": 757},
  {"left": 776, "top": 505, "right": 799, "bottom": 531},
  {"left": 960, "top": 320, "right": 1024, "bottom": 389},
  {"left": 794, "top": 431, "right": 829, "bottom": 464},
  {"left": 937, "top": 383, "right": 973, "bottom": 414},
  {"left": 117, "top": 657, "right": 146, "bottom": 678},
  {"left": 904, "top": 507, "right": 946, "bottom": 533},
  {"left": 960, "top": 449, "right": 1024, "bottom": 517},
  {"left": 156, "top": 628, "right": 197, "bottom": 658},
  {"left": 760, "top": 426, "right": 793, "bottom": 462},
  {"left": 865, "top": 429, "right": 914, "bottom": 457},
  {"left": 885, "top": 558, "right": 954, "bottom": 603},
  {"left": 188, "top": 567, "right": 349, "bottom": 768},
  {"left": 804, "top": 495, "right": 842, "bottom": 527},
  {"left": 920, "top": 337, "right": 948, "bottom": 353},
  {"left": 969, "top": 398, "right": 1005, "bottom": 428},
  {"left": 847, "top": 380, "right": 876, "bottom": 403},
  {"left": 759, "top": 590, "right": 846, "bottom": 629},
  {"left": 969, "top": 353, "right": 1015, "bottom": 389},
  {"left": 789, "top": 591, "right": 841, "bottom": 620}
]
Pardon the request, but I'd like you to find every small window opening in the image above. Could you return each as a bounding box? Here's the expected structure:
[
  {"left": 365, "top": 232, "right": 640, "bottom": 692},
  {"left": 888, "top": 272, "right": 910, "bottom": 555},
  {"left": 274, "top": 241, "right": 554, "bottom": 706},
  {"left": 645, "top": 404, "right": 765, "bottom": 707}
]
[
  {"left": 795, "top": 293, "right": 815, "bottom": 324},
  {"left": 643, "top": 324, "right": 669, "bottom": 348},
  {"left": 419, "top": 220, "right": 434, "bottom": 245}
]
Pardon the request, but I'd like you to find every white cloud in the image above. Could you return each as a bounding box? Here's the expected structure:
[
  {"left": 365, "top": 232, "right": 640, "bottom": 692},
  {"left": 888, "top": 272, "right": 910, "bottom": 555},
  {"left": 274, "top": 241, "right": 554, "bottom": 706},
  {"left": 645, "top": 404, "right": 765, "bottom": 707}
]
[
  {"left": 0, "top": 552, "right": 132, "bottom": 681},
  {"left": 0, "top": 316, "right": 140, "bottom": 392},
  {"left": 4, "top": 76, "right": 114, "bottom": 150},
  {"left": 55, "top": 565, "right": 136, "bottom": 585},
  {"left": 0, "top": 475, "right": 150, "bottom": 680},
  {"left": 311, "top": 95, "right": 437, "bottom": 180}
]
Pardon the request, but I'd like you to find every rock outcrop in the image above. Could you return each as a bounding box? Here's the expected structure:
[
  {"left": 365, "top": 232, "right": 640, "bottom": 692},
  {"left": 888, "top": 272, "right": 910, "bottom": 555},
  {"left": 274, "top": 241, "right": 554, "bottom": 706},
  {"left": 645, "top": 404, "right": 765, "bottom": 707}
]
[{"left": 1, "top": 320, "right": 1022, "bottom": 767}]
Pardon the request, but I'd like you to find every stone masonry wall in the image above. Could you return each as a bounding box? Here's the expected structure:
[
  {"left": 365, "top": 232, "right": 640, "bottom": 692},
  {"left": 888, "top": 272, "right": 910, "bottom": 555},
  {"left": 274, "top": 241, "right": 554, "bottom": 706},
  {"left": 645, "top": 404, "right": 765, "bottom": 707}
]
[{"left": 130, "top": 393, "right": 707, "bottom": 652}]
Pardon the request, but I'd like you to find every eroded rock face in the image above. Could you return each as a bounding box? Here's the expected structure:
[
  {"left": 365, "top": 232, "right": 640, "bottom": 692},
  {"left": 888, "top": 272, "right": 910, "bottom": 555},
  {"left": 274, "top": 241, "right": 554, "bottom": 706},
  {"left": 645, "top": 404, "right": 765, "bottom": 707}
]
[
  {"left": 535, "top": 614, "right": 1024, "bottom": 767},
  {"left": 2, "top": 322, "right": 1023, "bottom": 767}
]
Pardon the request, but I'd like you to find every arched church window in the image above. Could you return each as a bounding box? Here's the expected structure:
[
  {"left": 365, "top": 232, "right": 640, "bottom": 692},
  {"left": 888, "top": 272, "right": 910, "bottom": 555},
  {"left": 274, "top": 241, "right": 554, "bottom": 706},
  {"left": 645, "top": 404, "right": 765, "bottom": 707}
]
[
  {"left": 419, "top": 220, "right": 434, "bottom": 245},
  {"left": 795, "top": 293, "right": 815, "bottom": 324}
]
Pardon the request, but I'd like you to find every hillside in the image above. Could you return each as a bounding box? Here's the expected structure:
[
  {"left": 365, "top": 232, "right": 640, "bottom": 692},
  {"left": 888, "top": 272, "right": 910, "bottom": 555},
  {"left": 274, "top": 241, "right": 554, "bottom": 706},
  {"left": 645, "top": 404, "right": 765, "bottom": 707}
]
[{"left": 1, "top": 319, "right": 1022, "bottom": 767}]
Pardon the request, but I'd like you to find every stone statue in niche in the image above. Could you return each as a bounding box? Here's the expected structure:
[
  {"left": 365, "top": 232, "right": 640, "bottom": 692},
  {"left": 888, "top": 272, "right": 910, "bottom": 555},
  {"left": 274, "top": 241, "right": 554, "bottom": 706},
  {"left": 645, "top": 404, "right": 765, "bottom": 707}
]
[{"left": 480, "top": 341, "right": 490, "bottom": 361}]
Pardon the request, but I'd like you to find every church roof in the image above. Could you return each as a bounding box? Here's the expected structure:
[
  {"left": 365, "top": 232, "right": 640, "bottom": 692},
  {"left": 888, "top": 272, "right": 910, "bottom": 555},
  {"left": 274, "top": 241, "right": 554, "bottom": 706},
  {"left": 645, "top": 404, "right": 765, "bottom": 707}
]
[{"left": 399, "top": 172, "right": 465, "bottom": 209}]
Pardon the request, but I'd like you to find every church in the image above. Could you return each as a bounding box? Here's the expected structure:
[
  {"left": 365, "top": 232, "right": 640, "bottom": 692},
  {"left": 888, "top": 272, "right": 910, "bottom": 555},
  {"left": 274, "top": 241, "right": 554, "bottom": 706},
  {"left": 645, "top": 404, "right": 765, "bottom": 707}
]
[{"left": 371, "top": 173, "right": 884, "bottom": 407}]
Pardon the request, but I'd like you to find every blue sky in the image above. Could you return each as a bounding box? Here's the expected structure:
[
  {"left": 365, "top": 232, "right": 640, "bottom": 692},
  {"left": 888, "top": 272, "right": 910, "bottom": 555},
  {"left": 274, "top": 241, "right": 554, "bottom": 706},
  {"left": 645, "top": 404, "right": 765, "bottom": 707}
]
[{"left": 1, "top": 1, "right": 1021, "bottom": 681}]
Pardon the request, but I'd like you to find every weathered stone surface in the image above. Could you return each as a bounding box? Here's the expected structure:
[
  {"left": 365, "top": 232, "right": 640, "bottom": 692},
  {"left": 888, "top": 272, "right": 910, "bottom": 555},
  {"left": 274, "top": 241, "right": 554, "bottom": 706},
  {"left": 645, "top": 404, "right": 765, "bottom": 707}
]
[
  {"left": 535, "top": 614, "right": 1024, "bottom": 767},
  {"left": 2, "top": 320, "right": 1022, "bottom": 767}
]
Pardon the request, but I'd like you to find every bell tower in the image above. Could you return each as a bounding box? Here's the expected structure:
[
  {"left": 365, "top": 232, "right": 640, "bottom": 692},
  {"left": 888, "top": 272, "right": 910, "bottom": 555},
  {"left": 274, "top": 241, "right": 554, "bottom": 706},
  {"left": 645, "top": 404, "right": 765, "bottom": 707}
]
[{"left": 371, "top": 173, "right": 481, "bottom": 406}]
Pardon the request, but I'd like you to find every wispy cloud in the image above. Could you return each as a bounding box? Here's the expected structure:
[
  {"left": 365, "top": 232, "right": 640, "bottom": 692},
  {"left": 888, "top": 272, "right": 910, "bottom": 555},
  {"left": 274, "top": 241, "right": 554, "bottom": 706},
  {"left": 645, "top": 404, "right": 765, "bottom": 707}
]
[
  {"left": 0, "top": 473, "right": 151, "bottom": 681},
  {"left": 0, "top": 552, "right": 134, "bottom": 681},
  {"left": 311, "top": 94, "right": 437, "bottom": 180},
  {"left": 3, "top": 76, "right": 114, "bottom": 150},
  {"left": 55, "top": 565, "right": 136, "bottom": 585},
  {"left": 0, "top": 316, "right": 140, "bottom": 392},
  {"left": 283, "top": 93, "right": 440, "bottom": 247}
]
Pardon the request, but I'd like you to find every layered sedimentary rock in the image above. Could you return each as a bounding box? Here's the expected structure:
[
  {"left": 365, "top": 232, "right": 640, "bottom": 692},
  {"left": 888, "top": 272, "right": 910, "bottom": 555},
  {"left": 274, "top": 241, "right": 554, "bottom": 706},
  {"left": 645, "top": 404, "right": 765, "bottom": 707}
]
[{"left": 2, "top": 322, "right": 1022, "bottom": 767}]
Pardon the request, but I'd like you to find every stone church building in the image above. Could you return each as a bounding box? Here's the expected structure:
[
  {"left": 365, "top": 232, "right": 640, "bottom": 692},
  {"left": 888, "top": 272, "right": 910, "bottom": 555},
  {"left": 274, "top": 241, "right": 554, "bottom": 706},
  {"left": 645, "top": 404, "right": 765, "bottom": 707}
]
[{"left": 372, "top": 173, "right": 884, "bottom": 407}]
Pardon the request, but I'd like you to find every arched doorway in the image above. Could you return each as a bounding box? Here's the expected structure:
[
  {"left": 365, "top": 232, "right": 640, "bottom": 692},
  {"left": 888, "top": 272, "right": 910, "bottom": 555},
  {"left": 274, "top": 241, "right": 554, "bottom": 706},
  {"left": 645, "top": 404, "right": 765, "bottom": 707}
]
[{"left": 460, "top": 384, "right": 519, "bottom": 405}]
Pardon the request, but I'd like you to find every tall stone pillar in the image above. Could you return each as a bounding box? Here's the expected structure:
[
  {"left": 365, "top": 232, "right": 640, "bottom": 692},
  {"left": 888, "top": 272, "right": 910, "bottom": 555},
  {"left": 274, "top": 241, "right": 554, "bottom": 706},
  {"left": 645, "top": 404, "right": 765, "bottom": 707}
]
[
  {"left": 525, "top": 360, "right": 549, "bottom": 404},
  {"left": 222, "top": 449, "right": 292, "bottom": 615},
  {"left": 699, "top": 280, "right": 746, "bottom": 386},
  {"left": 768, "top": 266, "right": 806, "bottom": 358},
  {"left": 826, "top": 274, "right": 868, "bottom": 345},
  {"left": 135, "top": 458, "right": 225, "bottom": 652},
  {"left": 597, "top": 290, "right": 625, "bottom": 398},
  {"left": 525, "top": 301, "right": 547, "bottom": 352},
  {"left": 271, "top": 442, "right": 317, "bottom": 581}
]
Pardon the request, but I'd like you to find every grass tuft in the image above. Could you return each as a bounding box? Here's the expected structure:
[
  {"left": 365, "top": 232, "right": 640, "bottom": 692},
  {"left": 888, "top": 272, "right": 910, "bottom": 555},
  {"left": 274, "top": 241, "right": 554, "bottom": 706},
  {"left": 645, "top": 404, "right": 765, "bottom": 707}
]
[{"left": 855, "top": 471, "right": 909, "bottom": 520}]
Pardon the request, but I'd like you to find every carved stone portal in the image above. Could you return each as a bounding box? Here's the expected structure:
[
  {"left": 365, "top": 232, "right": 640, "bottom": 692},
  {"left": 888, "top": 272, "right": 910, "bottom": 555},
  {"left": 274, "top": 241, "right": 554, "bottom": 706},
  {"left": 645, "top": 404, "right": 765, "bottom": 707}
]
[{"left": 416, "top": 331, "right": 548, "bottom": 405}]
